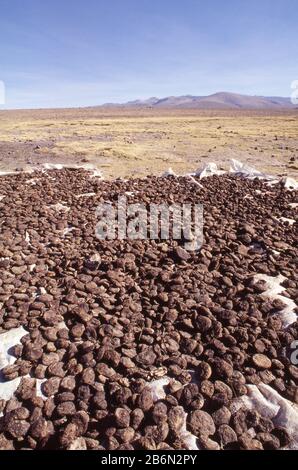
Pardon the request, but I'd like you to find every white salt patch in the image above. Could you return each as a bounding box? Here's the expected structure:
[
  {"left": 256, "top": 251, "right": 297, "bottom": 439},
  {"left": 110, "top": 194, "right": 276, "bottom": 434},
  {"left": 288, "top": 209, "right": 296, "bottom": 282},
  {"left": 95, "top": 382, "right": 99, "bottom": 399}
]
[
  {"left": 43, "top": 163, "right": 64, "bottom": 171},
  {"left": 48, "top": 203, "right": 70, "bottom": 213},
  {"left": 254, "top": 274, "right": 297, "bottom": 327},
  {"left": 75, "top": 193, "right": 96, "bottom": 198},
  {"left": 42, "top": 162, "right": 103, "bottom": 178},
  {"left": 0, "top": 171, "right": 15, "bottom": 176},
  {"left": 150, "top": 377, "right": 170, "bottom": 401},
  {"left": 265, "top": 180, "right": 280, "bottom": 187},
  {"left": 282, "top": 177, "right": 298, "bottom": 191},
  {"left": 0, "top": 324, "right": 58, "bottom": 403},
  {"left": 230, "top": 159, "right": 267, "bottom": 179},
  {"left": 249, "top": 242, "right": 266, "bottom": 254},
  {"left": 162, "top": 168, "right": 177, "bottom": 177},
  {"left": 194, "top": 162, "right": 225, "bottom": 179},
  {"left": 89, "top": 169, "right": 102, "bottom": 178},
  {"left": 62, "top": 226, "right": 75, "bottom": 237},
  {"left": 0, "top": 169, "right": 35, "bottom": 176},
  {"left": 229, "top": 159, "right": 297, "bottom": 191},
  {"left": 0, "top": 377, "right": 22, "bottom": 403},
  {"left": 279, "top": 217, "right": 296, "bottom": 226},
  {"left": 0, "top": 327, "right": 27, "bottom": 369},
  {"left": 239, "top": 384, "right": 298, "bottom": 450},
  {"left": 88, "top": 253, "right": 101, "bottom": 264},
  {"left": 0, "top": 327, "right": 27, "bottom": 401},
  {"left": 229, "top": 159, "right": 279, "bottom": 185},
  {"left": 187, "top": 175, "right": 204, "bottom": 189},
  {"left": 25, "top": 179, "right": 39, "bottom": 186},
  {"left": 289, "top": 203, "right": 298, "bottom": 209},
  {"left": 36, "top": 379, "right": 47, "bottom": 400},
  {"left": 274, "top": 216, "right": 296, "bottom": 226}
]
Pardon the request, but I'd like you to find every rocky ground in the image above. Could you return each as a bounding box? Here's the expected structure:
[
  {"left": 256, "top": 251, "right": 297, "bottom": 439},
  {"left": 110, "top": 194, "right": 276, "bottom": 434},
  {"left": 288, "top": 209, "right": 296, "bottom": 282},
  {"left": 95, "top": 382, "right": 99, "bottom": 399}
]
[{"left": 0, "top": 168, "right": 297, "bottom": 450}]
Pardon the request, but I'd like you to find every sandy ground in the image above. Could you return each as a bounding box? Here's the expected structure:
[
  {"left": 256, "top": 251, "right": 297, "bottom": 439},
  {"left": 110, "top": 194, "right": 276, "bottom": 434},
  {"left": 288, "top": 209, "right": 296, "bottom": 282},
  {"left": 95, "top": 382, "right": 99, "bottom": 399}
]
[{"left": 0, "top": 107, "right": 297, "bottom": 179}]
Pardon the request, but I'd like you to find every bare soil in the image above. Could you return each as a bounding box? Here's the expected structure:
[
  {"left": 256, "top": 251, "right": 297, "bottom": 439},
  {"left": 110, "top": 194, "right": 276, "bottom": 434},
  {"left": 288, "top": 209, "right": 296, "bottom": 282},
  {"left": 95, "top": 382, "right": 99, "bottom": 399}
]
[{"left": 0, "top": 107, "right": 297, "bottom": 179}]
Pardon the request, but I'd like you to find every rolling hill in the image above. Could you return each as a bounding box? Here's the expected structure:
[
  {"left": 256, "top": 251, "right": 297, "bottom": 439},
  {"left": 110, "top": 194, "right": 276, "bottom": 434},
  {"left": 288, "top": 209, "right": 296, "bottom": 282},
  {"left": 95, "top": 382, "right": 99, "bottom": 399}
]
[{"left": 103, "top": 92, "right": 295, "bottom": 109}]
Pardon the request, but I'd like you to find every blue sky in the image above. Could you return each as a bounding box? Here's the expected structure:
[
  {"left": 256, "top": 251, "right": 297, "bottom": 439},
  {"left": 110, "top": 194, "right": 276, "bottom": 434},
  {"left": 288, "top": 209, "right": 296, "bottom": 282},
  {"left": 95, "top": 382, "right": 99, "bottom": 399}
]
[{"left": 0, "top": 0, "right": 297, "bottom": 109}]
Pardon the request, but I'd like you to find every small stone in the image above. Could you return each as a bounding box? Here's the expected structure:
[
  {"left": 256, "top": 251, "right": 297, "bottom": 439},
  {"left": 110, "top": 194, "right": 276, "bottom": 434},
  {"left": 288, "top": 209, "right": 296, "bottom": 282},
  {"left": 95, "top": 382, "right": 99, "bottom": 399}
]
[
  {"left": 24, "top": 345, "right": 43, "bottom": 362},
  {"left": 135, "top": 348, "right": 157, "bottom": 366},
  {"left": 120, "top": 357, "right": 135, "bottom": 369},
  {"left": 137, "top": 389, "right": 153, "bottom": 412},
  {"left": 43, "top": 310, "right": 60, "bottom": 326},
  {"left": 199, "top": 380, "right": 214, "bottom": 398},
  {"left": 11, "top": 265, "right": 27, "bottom": 275},
  {"left": 240, "top": 223, "right": 255, "bottom": 236},
  {"left": 272, "top": 427, "right": 291, "bottom": 447},
  {"left": 34, "top": 364, "right": 47, "bottom": 379},
  {"left": 115, "top": 427, "right": 135, "bottom": 443},
  {"left": 42, "top": 352, "right": 60, "bottom": 366},
  {"left": 5, "top": 410, "right": 30, "bottom": 439},
  {"left": 256, "top": 417, "right": 274, "bottom": 433},
  {"left": 56, "top": 392, "right": 75, "bottom": 403},
  {"left": 168, "top": 406, "right": 185, "bottom": 432},
  {"left": 47, "top": 362, "right": 65, "bottom": 378},
  {"left": 254, "top": 339, "right": 266, "bottom": 353},
  {"left": 174, "top": 246, "right": 191, "bottom": 261},
  {"left": 115, "top": 408, "right": 130, "bottom": 428},
  {"left": 198, "top": 436, "right": 220, "bottom": 450},
  {"left": 71, "top": 411, "right": 89, "bottom": 435},
  {"left": 288, "top": 365, "right": 298, "bottom": 380},
  {"left": 196, "top": 315, "right": 212, "bottom": 332},
  {"left": 257, "top": 432, "right": 280, "bottom": 450},
  {"left": 81, "top": 367, "right": 95, "bottom": 385},
  {"left": 152, "top": 402, "right": 168, "bottom": 424},
  {"left": 131, "top": 408, "right": 144, "bottom": 430},
  {"left": 239, "top": 434, "right": 263, "bottom": 450},
  {"left": 212, "top": 406, "right": 231, "bottom": 427},
  {"left": 0, "top": 434, "right": 14, "bottom": 450},
  {"left": 56, "top": 401, "right": 76, "bottom": 417},
  {"left": 231, "top": 409, "right": 248, "bottom": 436},
  {"left": 213, "top": 358, "right": 233, "bottom": 379},
  {"left": 16, "top": 378, "right": 36, "bottom": 401},
  {"left": 71, "top": 323, "right": 85, "bottom": 338},
  {"left": 252, "top": 354, "right": 272, "bottom": 369},
  {"left": 196, "top": 361, "right": 212, "bottom": 380},
  {"left": 137, "top": 436, "right": 156, "bottom": 450},
  {"left": 59, "top": 423, "right": 79, "bottom": 448},
  {"left": 188, "top": 410, "right": 215, "bottom": 437},
  {"left": 42, "top": 377, "right": 61, "bottom": 397},
  {"left": 30, "top": 418, "right": 51, "bottom": 441},
  {"left": 217, "top": 424, "right": 238, "bottom": 447},
  {"left": 60, "top": 376, "right": 76, "bottom": 391},
  {"left": 85, "top": 282, "right": 98, "bottom": 293}
]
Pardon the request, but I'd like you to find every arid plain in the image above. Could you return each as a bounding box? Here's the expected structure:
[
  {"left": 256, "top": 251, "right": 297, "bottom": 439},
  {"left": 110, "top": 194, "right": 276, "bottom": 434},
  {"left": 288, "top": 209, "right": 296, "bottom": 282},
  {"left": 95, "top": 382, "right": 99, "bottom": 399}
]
[{"left": 0, "top": 107, "right": 297, "bottom": 179}]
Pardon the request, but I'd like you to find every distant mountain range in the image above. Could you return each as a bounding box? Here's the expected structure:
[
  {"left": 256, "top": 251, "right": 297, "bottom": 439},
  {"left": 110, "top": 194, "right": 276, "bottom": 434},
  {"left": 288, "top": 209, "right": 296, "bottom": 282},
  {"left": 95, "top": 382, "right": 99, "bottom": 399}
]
[{"left": 103, "top": 92, "right": 296, "bottom": 109}]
